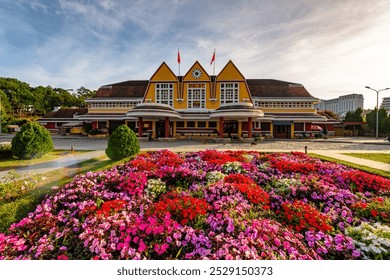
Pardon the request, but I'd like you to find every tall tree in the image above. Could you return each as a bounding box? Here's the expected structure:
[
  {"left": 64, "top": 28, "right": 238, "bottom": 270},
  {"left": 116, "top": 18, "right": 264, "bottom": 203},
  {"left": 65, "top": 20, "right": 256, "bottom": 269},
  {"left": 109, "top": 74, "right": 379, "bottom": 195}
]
[
  {"left": 0, "top": 77, "right": 34, "bottom": 116},
  {"left": 366, "top": 108, "right": 388, "bottom": 134}
]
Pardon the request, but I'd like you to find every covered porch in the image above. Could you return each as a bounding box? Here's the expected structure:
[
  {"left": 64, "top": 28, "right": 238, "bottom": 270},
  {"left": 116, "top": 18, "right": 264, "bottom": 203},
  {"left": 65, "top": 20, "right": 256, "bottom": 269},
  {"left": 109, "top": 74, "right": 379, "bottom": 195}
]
[
  {"left": 209, "top": 103, "right": 264, "bottom": 141},
  {"left": 126, "top": 103, "right": 182, "bottom": 140}
]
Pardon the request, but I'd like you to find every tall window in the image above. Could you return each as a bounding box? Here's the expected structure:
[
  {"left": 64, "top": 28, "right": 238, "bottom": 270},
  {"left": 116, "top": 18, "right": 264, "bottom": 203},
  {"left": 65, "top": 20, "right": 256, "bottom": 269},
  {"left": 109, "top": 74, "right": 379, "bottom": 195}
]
[
  {"left": 188, "top": 84, "right": 206, "bottom": 109},
  {"left": 156, "top": 83, "right": 173, "bottom": 107},
  {"left": 220, "top": 83, "right": 239, "bottom": 104}
]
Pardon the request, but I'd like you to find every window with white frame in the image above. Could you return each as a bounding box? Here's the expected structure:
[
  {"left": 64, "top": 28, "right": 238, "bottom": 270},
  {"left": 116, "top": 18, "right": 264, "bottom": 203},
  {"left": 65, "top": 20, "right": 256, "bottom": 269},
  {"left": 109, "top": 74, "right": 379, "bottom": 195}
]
[
  {"left": 253, "top": 101, "right": 314, "bottom": 108},
  {"left": 187, "top": 84, "right": 206, "bottom": 109},
  {"left": 220, "top": 83, "right": 239, "bottom": 104},
  {"left": 156, "top": 83, "right": 173, "bottom": 107}
]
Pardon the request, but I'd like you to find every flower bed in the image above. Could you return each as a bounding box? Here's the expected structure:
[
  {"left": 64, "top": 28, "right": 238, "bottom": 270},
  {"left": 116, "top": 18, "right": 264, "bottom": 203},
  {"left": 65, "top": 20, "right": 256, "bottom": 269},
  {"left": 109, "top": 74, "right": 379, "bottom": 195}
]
[{"left": 0, "top": 150, "right": 389, "bottom": 260}]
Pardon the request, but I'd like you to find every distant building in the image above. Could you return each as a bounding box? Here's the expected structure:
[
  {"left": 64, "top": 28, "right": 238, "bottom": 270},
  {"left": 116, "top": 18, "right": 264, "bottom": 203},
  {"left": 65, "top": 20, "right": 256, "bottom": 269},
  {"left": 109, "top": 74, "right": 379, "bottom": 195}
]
[
  {"left": 381, "top": 96, "right": 390, "bottom": 113},
  {"left": 315, "top": 94, "right": 364, "bottom": 117}
]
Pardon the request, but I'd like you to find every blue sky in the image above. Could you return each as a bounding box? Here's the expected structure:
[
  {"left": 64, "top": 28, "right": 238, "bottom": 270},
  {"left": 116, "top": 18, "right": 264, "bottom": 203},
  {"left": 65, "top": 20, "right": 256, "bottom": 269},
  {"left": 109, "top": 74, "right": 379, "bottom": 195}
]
[{"left": 1, "top": 0, "right": 390, "bottom": 109}]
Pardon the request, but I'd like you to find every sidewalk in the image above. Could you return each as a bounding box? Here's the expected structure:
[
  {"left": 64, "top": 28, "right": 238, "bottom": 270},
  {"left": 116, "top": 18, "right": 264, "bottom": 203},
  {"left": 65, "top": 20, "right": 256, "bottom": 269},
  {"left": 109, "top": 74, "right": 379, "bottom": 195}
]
[
  {"left": 313, "top": 150, "right": 390, "bottom": 172},
  {"left": 0, "top": 150, "right": 106, "bottom": 178}
]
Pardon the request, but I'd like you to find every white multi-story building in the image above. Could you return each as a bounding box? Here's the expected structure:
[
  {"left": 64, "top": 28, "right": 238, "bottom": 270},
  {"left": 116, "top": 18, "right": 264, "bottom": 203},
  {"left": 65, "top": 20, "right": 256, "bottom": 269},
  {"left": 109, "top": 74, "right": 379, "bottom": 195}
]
[
  {"left": 315, "top": 93, "right": 364, "bottom": 117},
  {"left": 381, "top": 96, "right": 390, "bottom": 113}
]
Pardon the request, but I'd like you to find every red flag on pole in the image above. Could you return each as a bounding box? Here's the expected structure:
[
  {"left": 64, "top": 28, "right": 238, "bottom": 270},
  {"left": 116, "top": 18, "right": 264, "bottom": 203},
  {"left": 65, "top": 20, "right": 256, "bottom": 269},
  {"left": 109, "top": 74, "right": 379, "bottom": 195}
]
[
  {"left": 177, "top": 49, "right": 181, "bottom": 64},
  {"left": 210, "top": 50, "right": 215, "bottom": 65}
]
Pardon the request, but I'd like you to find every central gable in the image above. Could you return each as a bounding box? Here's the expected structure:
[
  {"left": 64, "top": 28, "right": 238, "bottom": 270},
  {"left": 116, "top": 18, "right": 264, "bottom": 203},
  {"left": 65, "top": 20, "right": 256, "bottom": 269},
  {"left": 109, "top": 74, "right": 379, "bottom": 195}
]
[{"left": 183, "top": 61, "right": 210, "bottom": 82}]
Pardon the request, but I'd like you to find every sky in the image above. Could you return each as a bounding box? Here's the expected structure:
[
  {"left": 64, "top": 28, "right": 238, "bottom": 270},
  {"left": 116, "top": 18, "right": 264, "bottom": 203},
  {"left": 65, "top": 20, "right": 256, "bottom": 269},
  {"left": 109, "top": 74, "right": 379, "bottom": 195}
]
[{"left": 1, "top": 0, "right": 390, "bottom": 109}]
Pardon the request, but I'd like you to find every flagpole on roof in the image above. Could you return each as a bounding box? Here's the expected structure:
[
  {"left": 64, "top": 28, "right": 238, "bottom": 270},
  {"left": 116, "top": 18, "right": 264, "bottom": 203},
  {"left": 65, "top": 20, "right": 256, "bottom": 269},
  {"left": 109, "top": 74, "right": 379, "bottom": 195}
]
[
  {"left": 177, "top": 48, "right": 181, "bottom": 76},
  {"left": 211, "top": 48, "right": 216, "bottom": 76}
]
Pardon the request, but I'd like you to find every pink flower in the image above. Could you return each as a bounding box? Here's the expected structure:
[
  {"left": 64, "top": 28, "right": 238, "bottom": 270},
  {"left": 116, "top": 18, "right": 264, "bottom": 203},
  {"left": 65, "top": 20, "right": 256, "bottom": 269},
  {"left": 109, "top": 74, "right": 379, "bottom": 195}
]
[{"left": 283, "top": 241, "right": 291, "bottom": 250}]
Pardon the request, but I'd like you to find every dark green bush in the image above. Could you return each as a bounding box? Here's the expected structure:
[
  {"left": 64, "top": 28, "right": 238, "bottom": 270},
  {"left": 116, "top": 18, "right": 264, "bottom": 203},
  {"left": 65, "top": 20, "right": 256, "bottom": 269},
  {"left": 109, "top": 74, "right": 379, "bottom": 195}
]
[
  {"left": 11, "top": 122, "right": 54, "bottom": 159},
  {"left": 105, "top": 124, "right": 140, "bottom": 160}
]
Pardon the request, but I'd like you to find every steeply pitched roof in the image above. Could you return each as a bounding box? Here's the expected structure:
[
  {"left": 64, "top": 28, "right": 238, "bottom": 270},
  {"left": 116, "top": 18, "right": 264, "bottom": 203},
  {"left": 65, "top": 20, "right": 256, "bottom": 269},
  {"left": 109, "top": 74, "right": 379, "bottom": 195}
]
[
  {"left": 246, "top": 79, "right": 315, "bottom": 98},
  {"left": 41, "top": 108, "right": 88, "bottom": 119},
  {"left": 95, "top": 80, "right": 149, "bottom": 98}
]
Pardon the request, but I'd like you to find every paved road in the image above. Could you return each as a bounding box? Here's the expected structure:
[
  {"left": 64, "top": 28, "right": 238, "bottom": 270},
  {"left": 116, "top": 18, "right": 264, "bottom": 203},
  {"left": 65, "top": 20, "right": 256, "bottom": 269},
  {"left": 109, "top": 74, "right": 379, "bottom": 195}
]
[{"left": 0, "top": 151, "right": 106, "bottom": 179}]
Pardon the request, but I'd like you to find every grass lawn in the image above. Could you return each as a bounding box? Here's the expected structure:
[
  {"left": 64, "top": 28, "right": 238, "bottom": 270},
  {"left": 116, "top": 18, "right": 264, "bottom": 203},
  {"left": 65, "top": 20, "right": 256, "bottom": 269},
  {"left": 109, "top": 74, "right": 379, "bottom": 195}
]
[
  {"left": 310, "top": 153, "right": 390, "bottom": 178},
  {"left": 341, "top": 153, "right": 390, "bottom": 164},
  {"left": 0, "top": 150, "right": 90, "bottom": 171},
  {"left": 0, "top": 154, "right": 136, "bottom": 232}
]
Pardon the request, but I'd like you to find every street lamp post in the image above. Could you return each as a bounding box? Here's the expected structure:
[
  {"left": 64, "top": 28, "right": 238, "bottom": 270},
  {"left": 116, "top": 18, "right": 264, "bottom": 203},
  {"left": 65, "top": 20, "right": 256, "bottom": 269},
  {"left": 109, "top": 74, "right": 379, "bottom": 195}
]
[{"left": 365, "top": 86, "right": 390, "bottom": 139}]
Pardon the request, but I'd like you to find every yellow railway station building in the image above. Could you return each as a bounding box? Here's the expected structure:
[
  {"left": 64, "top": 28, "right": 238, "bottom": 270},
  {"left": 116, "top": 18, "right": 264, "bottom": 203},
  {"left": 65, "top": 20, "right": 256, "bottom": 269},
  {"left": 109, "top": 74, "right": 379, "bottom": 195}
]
[{"left": 76, "top": 60, "right": 331, "bottom": 140}]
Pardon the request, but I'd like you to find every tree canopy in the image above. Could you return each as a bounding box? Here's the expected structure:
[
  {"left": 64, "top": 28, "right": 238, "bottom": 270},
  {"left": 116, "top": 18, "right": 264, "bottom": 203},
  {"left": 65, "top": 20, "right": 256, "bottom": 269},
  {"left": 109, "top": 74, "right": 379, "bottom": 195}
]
[{"left": 0, "top": 77, "right": 96, "bottom": 117}]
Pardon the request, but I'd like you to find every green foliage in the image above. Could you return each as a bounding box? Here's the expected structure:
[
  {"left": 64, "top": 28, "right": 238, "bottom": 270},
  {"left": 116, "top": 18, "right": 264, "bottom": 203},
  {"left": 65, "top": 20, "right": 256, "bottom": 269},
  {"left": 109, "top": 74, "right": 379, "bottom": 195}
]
[
  {"left": 0, "top": 170, "right": 44, "bottom": 202},
  {"left": 0, "top": 189, "right": 47, "bottom": 233},
  {"left": 0, "top": 77, "right": 96, "bottom": 119},
  {"left": 344, "top": 108, "right": 364, "bottom": 135},
  {"left": 366, "top": 108, "right": 388, "bottom": 133},
  {"left": 381, "top": 117, "right": 390, "bottom": 137},
  {"left": 105, "top": 125, "right": 140, "bottom": 160},
  {"left": 11, "top": 122, "right": 54, "bottom": 159}
]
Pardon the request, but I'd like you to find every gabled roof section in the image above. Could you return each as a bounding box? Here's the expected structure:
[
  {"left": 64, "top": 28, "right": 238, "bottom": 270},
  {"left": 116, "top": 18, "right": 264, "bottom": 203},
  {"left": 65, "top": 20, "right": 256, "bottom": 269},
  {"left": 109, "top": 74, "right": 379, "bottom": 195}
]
[
  {"left": 149, "top": 62, "right": 178, "bottom": 81},
  {"left": 40, "top": 108, "right": 88, "bottom": 119},
  {"left": 95, "top": 80, "right": 149, "bottom": 98},
  {"left": 217, "top": 60, "right": 246, "bottom": 81},
  {"left": 183, "top": 61, "right": 210, "bottom": 82},
  {"left": 247, "top": 79, "right": 315, "bottom": 98}
]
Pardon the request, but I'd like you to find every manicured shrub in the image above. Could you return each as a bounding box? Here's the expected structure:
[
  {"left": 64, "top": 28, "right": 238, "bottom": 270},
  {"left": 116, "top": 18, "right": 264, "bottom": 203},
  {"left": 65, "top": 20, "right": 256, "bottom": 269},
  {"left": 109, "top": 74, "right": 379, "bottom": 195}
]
[
  {"left": 11, "top": 122, "right": 54, "bottom": 159},
  {"left": 105, "top": 124, "right": 140, "bottom": 160}
]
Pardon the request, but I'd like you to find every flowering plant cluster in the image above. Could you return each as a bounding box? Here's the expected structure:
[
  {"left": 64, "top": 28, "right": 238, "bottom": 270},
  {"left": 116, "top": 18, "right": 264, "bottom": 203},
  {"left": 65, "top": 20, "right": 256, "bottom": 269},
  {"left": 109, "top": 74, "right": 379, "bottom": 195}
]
[
  {"left": 279, "top": 200, "right": 333, "bottom": 233},
  {"left": 147, "top": 191, "right": 209, "bottom": 226},
  {"left": 346, "top": 222, "right": 390, "bottom": 259},
  {"left": 0, "top": 149, "right": 389, "bottom": 260}
]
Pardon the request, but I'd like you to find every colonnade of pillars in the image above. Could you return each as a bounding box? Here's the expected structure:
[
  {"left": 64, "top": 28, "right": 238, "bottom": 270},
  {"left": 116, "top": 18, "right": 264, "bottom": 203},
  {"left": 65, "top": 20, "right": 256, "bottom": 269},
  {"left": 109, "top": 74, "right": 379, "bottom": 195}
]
[
  {"left": 138, "top": 117, "right": 254, "bottom": 139},
  {"left": 138, "top": 117, "right": 170, "bottom": 138},
  {"left": 219, "top": 117, "right": 253, "bottom": 138}
]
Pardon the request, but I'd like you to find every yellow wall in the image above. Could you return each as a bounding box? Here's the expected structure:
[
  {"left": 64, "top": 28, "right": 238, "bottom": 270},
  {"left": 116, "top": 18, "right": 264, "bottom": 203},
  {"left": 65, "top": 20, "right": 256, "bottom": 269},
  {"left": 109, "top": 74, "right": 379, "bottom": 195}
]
[
  {"left": 144, "top": 62, "right": 178, "bottom": 103},
  {"left": 216, "top": 61, "right": 252, "bottom": 105},
  {"left": 140, "top": 60, "right": 257, "bottom": 110}
]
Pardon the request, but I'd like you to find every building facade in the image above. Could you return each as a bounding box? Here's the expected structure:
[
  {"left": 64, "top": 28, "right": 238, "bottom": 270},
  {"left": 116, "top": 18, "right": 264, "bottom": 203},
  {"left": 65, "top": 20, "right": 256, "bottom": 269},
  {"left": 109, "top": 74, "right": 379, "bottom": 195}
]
[
  {"left": 315, "top": 93, "right": 364, "bottom": 117},
  {"left": 381, "top": 96, "right": 390, "bottom": 113},
  {"left": 75, "top": 60, "right": 331, "bottom": 139}
]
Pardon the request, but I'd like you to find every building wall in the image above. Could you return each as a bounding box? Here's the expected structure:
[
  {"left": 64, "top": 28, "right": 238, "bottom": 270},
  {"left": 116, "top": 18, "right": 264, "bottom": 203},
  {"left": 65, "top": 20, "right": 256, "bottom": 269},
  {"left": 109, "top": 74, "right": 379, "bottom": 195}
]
[
  {"left": 381, "top": 97, "right": 390, "bottom": 113},
  {"left": 315, "top": 93, "right": 364, "bottom": 116}
]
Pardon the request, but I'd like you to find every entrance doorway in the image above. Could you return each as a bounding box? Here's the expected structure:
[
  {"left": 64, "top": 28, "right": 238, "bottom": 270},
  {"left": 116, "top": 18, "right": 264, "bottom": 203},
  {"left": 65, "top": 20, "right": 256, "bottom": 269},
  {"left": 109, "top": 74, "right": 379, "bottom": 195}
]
[
  {"left": 273, "top": 125, "right": 291, "bottom": 139},
  {"left": 224, "top": 121, "right": 238, "bottom": 138},
  {"left": 156, "top": 121, "right": 165, "bottom": 138}
]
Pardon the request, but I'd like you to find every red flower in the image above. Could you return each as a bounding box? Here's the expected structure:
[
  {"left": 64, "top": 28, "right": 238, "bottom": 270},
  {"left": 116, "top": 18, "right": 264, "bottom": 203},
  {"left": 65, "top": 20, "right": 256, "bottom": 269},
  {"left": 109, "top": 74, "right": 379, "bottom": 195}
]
[
  {"left": 148, "top": 192, "right": 209, "bottom": 226},
  {"left": 280, "top": 200, "right": 333, "bottom": 233},
  {"left": 57, "top": 254, "right": 69, "bottom": 260},
  {"left": 96, "top": 199, "right": 127, "bottom": 217},
  {"left": 341, "top": 170, "right": 390, "bottom": 195},
  {"left": 224, "top": 174, "right": 270, "bottom": 207},
  {"left": 371, "top": 210, "right": 378, "bottom": 217}
]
